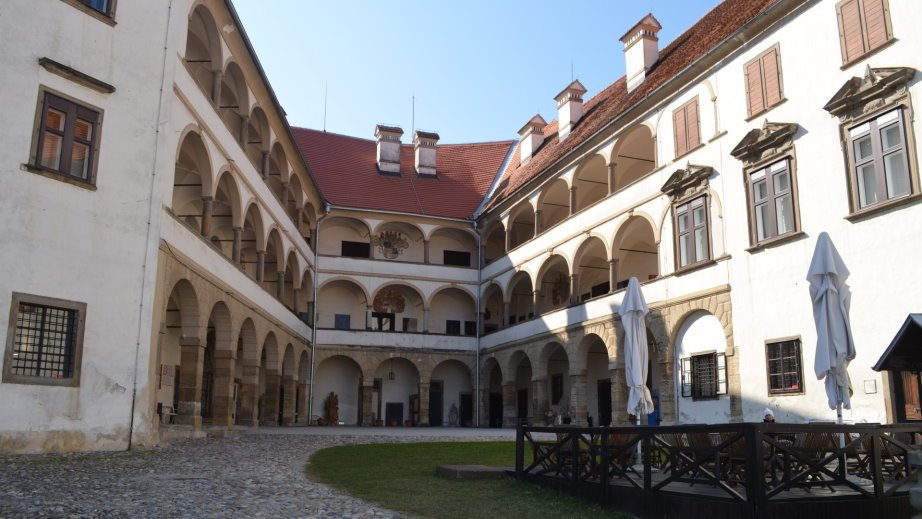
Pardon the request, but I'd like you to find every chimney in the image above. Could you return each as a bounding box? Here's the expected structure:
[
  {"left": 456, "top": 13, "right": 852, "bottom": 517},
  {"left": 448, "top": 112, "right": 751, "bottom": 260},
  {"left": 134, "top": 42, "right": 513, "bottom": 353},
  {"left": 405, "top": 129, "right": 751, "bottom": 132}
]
[
  {"left": 375, "top": 124, "right": 403, "bottom": 174},
  {"left": 554, "top": 80, "right": 587, "bottom": 141},
  {"left": 620, "top": 13, "right": 662, "bottom": 93},
  {"left": 414, "top": 130, "right": 439, "bottom": 176},
  {"left": 517, "top": 114, "right": 547, "bottom": 165}
]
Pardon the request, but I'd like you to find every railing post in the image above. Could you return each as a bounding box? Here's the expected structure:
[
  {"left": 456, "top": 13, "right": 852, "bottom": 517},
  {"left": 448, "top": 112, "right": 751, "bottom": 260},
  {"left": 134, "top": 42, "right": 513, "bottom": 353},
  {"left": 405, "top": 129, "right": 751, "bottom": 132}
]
[
  {"left": 601, "top": 426, "right": 610, "bottom": 504},
  {"left": 746, "top": 423, "right": 766, "bottom": 518},
  {"left": 516, "top": 424, "right": 524, "bottom": 480},
  {"left": 571, "top": 430, "right": 579, "bottom": 483},
  {"left": 872, "top": 428, "right": 884, "bottom": 498},
  {"left": 643, "top": 427, "right": 652, "bottom": 491}
]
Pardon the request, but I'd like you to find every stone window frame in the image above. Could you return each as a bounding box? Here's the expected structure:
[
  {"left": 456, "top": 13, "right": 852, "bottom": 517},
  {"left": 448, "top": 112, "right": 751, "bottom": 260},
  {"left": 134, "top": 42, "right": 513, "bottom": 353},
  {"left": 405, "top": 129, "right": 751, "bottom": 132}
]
[
  {"left": 765, "top": 337, "right": 805, "bottom": 396},
  {"left": 680, "top": 351, "right": 727, "bottom": 401},
  {"left": 3, "top": 292, "right": 87, "bottom": 387},
  {"left": 824, "top": 67, "right": 919, "bottom": 219},
  {"left": 59, "top": 0, "right": 118, "bottom": 26},
  {"left": 673, "top": 194, "right": 711, "bottom": 270},
  {"left": 847, "top": 107, "right": 913, "bottom": 210}
]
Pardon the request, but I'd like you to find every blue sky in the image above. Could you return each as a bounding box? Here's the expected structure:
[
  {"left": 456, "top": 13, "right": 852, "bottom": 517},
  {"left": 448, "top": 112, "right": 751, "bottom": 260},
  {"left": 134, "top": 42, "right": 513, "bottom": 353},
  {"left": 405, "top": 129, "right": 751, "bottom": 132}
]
[{"left": 233, "top": 1, "right": 723, "bottom": 144}]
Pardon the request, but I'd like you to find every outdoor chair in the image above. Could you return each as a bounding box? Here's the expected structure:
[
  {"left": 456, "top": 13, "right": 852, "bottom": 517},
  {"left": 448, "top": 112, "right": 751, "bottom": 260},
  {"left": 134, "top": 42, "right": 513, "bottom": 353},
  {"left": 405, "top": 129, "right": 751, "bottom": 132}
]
[
  {"left": 717, "top": 431, "right": 748, "bottom": 485},
  {"left": 790, "top": 432, "right": 838, "bottom": 492}
]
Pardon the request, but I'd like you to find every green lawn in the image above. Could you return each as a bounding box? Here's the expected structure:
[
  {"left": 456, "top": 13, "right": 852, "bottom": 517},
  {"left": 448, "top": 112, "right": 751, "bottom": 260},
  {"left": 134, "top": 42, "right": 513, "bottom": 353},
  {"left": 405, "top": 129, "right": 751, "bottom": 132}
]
[{"left": 307, "top": 441, "right": 628, "bottom": 519}]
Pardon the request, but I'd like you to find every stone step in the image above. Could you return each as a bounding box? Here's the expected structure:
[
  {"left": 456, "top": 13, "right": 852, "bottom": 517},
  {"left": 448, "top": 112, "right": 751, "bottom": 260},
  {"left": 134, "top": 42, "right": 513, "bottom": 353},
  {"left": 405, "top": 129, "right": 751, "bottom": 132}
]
[{"left": 435, "top": 464, "right": 513, "bottom": 479}]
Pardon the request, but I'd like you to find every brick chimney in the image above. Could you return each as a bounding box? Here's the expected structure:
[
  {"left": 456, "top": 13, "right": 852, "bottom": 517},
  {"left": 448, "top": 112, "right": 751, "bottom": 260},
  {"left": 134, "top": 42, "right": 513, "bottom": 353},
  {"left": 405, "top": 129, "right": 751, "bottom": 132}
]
[
  {"left": 414, "top": 130, "right": 439, "bottom": 176},
  {"left": 620, "top": 13, "right": 662, "bottom": 93},
  {"left": 554, "top": 80, "right": 587, "bottom": 141},
  {"left": 517, "top": 114, "right": 547, "bottom": 165},
  {"left": 375, "top": 124, "right": 403, "bottom": 174}
]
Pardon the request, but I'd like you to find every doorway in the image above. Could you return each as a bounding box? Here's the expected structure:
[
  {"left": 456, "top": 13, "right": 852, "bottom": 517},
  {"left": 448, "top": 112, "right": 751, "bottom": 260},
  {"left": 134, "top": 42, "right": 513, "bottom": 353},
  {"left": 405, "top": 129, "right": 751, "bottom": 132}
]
[
  {"left": 597, "top": 380, "right": 612, "bottom": 426},
  {"left": 385, "top": 402, "right": 404, "bottom": 426},
  {"left": 459, "top": 393, "right": 473, "bottom": 427},
  {"left": 517, "top": 388, "right": 529, "bottom": 425},
  {"left": 489, "top": 392, "right": 503, "bottom": 427},
  {"left": 429, "top": 381, "right": 444, "bottom": 426}
]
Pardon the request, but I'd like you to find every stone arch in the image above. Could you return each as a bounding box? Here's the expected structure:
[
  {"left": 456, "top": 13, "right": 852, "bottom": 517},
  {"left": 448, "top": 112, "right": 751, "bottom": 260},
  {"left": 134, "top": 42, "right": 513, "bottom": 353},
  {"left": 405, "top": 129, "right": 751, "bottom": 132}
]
[
  {"left": 482, "top": 220, "right": 506, "bottom": 264},
  {"left": 507, "top": 201, "right": 535, "bottom": 249},
  {"left": 572, "top": 153, "right": 609, "bottom": 212},
  {"left": 246, "top": 105, "right": 270, "bottom": 170},
  {"left": 210, "top": 169, "right": 242, "bottom": 259},
  {"left": 184, "top": 3, "right": 222, "bottom": 98},
  {"left": 282, "top": 251, "right": 300, "bottom": 311},
  {"left": 263, "top": 227, "right": 285, "bottom": 296},
  {"left": 266, "top": 141, "right": 290, "bottom": 200},
  {"left": 312, "top": 354, "right": 364, "bottom": 425},
  {"left": 219, "top": 61, "right": 250, "bottom": 143},
  {"left": 573, "top": 235, "right": 611, "bottom": 301},
  {"left": 428, "top": 286, "right": 476, "bottom": 335},
  {"left": 506, "top": 270, "right": 535, "bottom": 324},
  {"left": 300, "top": 201, "right": 317, "bottom": 246},
  {"left": 612, "top": 214, "right": 660, "bottom": 290},
  {"left": 172, "top": 130, "right": 212, "bottom": 232},
  {"left": 481, "top": 356, "right": 504, "bottom": 427},
  {"left": 316, "top": 278, "right": 369, "bottom": 330},
  {"left": 374, "top": 356, "right": 421, "bottom": 426},
  {"left": 240, "top": 202, "right": 265, "bottom": 278},
  {"left": 537, "top": 178, "right": 570, "bottom": 231},
  {"left": 372, "top": 221, "right": 425, "bottom": 263},
  {"left": 428, "top": 359, "right": 474, "bottom": 427},
  {"left": 535, "top": 254, "right": 571, "bottom": 314},
  {"left": 319, "top": 216, "right": 372, "bottom": 257},
  {"left": 370, "top": 283, "right": 425, "bottom": 332},
  {"left": 609, "top": 124, "right": 656, "bottom": 191},
  {"left": 428, "top": 226, "right": 476, "bottom": 267},
  {"left": 286, "top": 175, "right": 304, "bottom": 225},
  {"left": 481, "top": 281, "right": 504, "bottom": 334}
]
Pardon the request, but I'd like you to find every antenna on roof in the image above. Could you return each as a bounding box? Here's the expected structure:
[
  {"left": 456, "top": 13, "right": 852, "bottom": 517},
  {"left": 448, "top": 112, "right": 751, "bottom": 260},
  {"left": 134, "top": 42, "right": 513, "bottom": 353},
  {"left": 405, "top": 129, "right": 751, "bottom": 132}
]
[{"left": 323, "top": 81, "right": 328, "bottom": 132}]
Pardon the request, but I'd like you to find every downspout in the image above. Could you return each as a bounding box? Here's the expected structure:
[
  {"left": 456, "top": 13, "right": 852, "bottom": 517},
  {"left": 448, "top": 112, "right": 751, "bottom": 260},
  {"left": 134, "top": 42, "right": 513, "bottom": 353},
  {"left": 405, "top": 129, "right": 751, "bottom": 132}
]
[
  {"left": 128, "top": 0, "right": 174, "bottom": 450},
  {"left": 307, "top": 203, "right": 329, "bottom": 423},
  {"left": 474, "top": 224, "right": 482, "bottom": 427}
]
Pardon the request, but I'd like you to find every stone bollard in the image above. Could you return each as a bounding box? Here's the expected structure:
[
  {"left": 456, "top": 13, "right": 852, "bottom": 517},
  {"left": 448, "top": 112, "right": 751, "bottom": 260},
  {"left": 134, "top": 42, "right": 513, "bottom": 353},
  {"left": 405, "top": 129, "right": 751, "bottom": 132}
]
[{"left": 909, "top": 451, "right": 922, "bottom": 518}]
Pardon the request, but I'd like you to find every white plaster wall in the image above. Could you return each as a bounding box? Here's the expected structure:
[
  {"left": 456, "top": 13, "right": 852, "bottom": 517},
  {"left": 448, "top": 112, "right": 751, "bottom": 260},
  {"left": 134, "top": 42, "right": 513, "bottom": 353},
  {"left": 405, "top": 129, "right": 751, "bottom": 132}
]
[
  {"left": 316, "top": 329, "right": 477, "bottom": 352},
  {"left": 430, "top": 361, "right": 472, "bottom": 426},
  {"left": 429, "top": 289, "right": 476, "bottom": 334}
]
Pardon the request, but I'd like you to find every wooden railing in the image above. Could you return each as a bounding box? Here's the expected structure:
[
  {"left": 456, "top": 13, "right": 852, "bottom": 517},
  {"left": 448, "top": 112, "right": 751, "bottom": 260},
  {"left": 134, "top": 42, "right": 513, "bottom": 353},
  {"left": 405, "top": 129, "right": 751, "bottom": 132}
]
[{"left": 516, "top": 423, "right": 920, "bottom": 516}]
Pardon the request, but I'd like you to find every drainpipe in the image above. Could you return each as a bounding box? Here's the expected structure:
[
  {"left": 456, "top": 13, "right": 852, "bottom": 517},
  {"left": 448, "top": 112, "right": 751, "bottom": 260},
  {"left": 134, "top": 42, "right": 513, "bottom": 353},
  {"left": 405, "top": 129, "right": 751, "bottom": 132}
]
[
  {"left": 128, "top": 0, "right": 174, "bottom": 450},
  {"left": 307, "top": 203, "right": 329, "bottom": 424},
  {"left": 474, "top": 223, "right": 482, "bottom": 428}
]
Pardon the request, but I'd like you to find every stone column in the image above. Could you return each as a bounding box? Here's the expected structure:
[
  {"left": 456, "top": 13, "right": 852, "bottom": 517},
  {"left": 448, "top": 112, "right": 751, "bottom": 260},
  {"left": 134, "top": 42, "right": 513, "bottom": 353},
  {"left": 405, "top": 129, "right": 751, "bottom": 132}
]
[
  {"left": 261, "top": 150, "right": 270, "bottom": 178},
  {"left": 260, "top": 370, "right": 280, "bottom": 426},
  {"left": 569, "top": 372, "right": 588, "bottom": 426},
  {"left": 176, "top": 337, "right": 204, "bottom": 429},
  {"left": 255, "top": 250, "right": 265, "bottom": 282},
  {"left": 295, "top": 207, "right": 303, "bottom": 231},
  {"left": 418, "top": 382, "right": 430, "bottom": 427},
  {"left": 281, "top": 376, "right": 297, "bottom": 426},
  {"left": 280, "top": 181, "right": 290, "bottom": 210},
  {"left": 236, "top": 364, "right": 260, "bottom": 426},
  {"left": 423, "top": 308, "right": 430, "bottom": 333},
  {"left": 608, "top": 163, "right": 616, "bottom": 194},
  {"left": 502, "top": 382, "right": 517, "bottom": 428},
  {"left": 200, "top": 196, "right": 214, "bottom": 238},
  {"left": 423, "top": 239, "right": 430, "bottom": 264},
  {"left": 239, "top": 115, "right": 249, "bottom": 148},
  {"left": 292, "top": 289, "right": 301, "bottom": 315},
  {"left": 569, "top": 274, "right": 579, "bottom": 305},
  {"left": 609, "top": 259, "right": 619, "bottom": 293},
  {"left": 210, "top": 349, "right": 236, "bottom": 428},
  {"left": 366, "top": 305, "right": 373, "bottom": 330},
  {"left": 211, "top": 70, "right": 223, "bottom": 105},
  {"left": 658, "top": 360, "right": 676, "bottom": 424},
  {"left": 535, "top": 209, "right": 543, "bottom": 234},
  {"left": 296, "top": 380, "right": 309, "bottom": 424},
  {"left": 502, "top": 302, "right": 510, "bottom": 329},
  {"left": 532, "top": 290, "right": 541, "bottom": 317},
  {"left": 533, "top": 377, "right": 549, "bottom": 425},
  {"left": 569, "top": 186, "right": 577, "bottom": 216},
  {"left": 276, "top": 271, "right": 285, "bottom": 301},
  {"left": 361, "top": 382, "right": 375, "bottom": 426},
  {"left": 611, "top": 366, "right": 630, "bottom": 425},
  {"left": 504, "top": 227, "right": 512, "bottom": 252},
  {"left": 232, "top": 227, "right": 242, "bottom": 263}
]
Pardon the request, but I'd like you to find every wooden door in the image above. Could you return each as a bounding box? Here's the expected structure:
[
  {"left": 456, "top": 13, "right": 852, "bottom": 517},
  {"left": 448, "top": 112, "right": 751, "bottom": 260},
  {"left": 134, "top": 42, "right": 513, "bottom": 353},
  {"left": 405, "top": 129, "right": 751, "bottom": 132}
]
[
  {"left": 429, "top": 381, "right": 443, "bottom": 426},
  {"left": 900, "top": 371, "right": 922, "bottom": 421}
]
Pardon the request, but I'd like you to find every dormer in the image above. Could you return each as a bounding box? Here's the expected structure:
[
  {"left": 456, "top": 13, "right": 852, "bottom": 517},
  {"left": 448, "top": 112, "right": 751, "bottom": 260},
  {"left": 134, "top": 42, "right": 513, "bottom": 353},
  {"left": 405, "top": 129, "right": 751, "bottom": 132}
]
[
  {"left": 414, "top": 130, "right": 439, "bottom": 177},
  {"left": 375, "top": 124, "right": 403, "bottom": 174},
  {"left": 620, "top": 13, "right": 661, "bottom": 93},
  {"left": 554, "top": 80, "right": 587, "bottom": 141},
  {"left": 517, "top": 114, "right": 547, "bottom": 165}
]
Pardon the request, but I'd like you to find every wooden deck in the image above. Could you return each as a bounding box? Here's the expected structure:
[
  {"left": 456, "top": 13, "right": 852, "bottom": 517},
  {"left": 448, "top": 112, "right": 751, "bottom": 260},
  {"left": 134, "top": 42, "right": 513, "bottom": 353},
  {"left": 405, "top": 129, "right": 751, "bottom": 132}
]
[{"left": 515, "top": 423, "right": 920, "bottom": 519}]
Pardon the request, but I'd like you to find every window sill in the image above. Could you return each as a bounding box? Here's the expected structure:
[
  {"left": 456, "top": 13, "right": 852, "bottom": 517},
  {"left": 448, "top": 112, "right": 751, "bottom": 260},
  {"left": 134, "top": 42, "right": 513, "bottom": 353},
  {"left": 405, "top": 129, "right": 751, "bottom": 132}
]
[
  {"left": 840, "top": 38, "right": 897, "bottom": 71},
  {"left": 767, "top": 390, "right": 804, "bottom": 397},
  {"left": 746, "top": 230, "right": 806, "bottom": 253},
  {"left": 845, "top": 192, "right": 922, "bottom": 222},
  {"left": 58, "top": 0, "right": 116, "bottom": 26},
  {"left": 673, "top": 254, "right": 728, "bottom": 277},
  {"left": 745, "top": 98, "right": 788, "bottom": 123},
  {"left": 2, "top": 372, "right": 81, "bottom": 388},
  {"left": 21, "top": 163, "right": 97, "bottom": 191}
]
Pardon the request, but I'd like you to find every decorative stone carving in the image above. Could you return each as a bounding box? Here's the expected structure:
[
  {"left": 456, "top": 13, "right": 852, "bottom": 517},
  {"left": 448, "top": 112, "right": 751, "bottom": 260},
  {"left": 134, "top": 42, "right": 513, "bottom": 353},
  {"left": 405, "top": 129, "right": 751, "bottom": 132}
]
[
  {"left": 373, "top": 288, "right": 406, "bottom": 313},
  {"left": 823, "top": 66, "right": 916, "bottom": 120},
  {"left": 373, "top": 230, "right": 409, "bottom": 259},
  {"left": 660, "top": 164, "right": 714, "bottom": 200},
  {"left": 730, "top": 121, "right": 799, "bottom": 164}
]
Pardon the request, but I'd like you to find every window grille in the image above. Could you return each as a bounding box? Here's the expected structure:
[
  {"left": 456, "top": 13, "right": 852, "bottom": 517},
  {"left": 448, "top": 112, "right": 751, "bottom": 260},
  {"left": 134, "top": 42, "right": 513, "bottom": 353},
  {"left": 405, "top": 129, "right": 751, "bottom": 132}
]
[
  {"left": 10, "top": 302, "right": 77, "bottom": 379},
  {"left": 680, "top": 352, "right": 727, "bottom": 400}
]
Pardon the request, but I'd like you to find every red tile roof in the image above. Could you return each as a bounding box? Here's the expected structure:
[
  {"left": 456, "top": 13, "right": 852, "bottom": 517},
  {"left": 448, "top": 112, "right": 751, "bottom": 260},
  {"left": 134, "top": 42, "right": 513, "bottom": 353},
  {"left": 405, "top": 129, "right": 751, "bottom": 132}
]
[
  {"left": 292, "top": 127, "right": 513, "bottom": 219},
  {"left": 485, "top": 0, "right": 779, "bottom": 212}
]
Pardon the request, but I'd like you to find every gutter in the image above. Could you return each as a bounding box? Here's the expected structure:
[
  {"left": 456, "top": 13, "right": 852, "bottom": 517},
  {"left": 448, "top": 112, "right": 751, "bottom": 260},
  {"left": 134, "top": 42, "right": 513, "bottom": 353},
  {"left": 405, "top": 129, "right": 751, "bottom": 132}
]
[
  {"left": 474, "top": 224, "right": 482, "bottom": 427},
  {"left": 307, "top": 203, "right": 329, "bottom": 423}
]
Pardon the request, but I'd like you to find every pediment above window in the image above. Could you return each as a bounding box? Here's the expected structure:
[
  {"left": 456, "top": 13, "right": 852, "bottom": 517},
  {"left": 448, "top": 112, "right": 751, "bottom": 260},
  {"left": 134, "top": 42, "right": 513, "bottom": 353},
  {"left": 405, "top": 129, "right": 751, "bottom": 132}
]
[
  {"left": 730, "top": 121, "right": 798, "bottom": 164},
  {"left": 661, "top": 164, "right": 713, "bottom": 199},
  {"left": 823, "top": 66, "right": 916, "bottom": 119}
]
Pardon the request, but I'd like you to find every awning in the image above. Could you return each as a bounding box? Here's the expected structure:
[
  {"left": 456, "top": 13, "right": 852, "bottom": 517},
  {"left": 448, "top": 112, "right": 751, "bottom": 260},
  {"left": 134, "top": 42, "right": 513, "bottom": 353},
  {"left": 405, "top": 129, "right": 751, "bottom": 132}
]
[{"left": 872, "top": 314, "right": 922, "bottom": 372}]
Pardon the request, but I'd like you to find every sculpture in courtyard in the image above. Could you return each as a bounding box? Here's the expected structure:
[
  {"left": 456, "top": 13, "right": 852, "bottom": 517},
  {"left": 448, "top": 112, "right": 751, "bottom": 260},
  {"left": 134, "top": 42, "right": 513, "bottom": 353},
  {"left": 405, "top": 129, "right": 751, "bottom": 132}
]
[{"left": 324, "top": 392, "right": 339, "bottom": 425}]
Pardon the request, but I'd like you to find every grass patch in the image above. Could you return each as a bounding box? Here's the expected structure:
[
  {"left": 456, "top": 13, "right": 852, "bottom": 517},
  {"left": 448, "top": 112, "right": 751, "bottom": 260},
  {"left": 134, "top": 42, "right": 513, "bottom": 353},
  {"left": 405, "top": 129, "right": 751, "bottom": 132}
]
[{"left": 308, "top": 441, "right": 626, "bottom": 519}]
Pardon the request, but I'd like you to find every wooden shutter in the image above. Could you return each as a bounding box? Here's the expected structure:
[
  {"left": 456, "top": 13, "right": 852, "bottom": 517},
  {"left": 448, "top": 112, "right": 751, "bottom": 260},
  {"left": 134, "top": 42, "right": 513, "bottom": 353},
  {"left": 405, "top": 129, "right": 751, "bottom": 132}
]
[
  {"left": 837, "top": 0, "right": 866, "bottom": 63},
  {"left": 761, "top": 48, "right": 783, "bottom": 107},
  {"left": 745, "top": 59, "right": 765, "bottom": 117},
  {"left": 673, "top": 107, "right": 687, "bottom": 157},
  {"left": 686, "top": 99, "right": 700, "bottom": 149},
  {"left": 863, "top": 0, "right": 890, "bottom": 50}
]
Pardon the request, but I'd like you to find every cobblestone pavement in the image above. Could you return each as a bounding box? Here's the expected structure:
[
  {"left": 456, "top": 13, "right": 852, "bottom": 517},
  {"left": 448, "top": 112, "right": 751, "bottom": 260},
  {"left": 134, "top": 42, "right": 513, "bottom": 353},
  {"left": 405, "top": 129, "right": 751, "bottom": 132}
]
[{"left": 0, "top": 428, "right": 515, "bottom": 519}]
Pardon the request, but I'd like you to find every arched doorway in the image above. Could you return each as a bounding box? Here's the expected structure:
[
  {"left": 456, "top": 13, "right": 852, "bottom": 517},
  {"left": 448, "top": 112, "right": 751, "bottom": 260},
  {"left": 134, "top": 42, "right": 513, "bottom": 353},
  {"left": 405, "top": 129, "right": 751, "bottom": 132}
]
[
  {"left": 374, "top": 357, "right": 420, "bottom": 426},
  {"left": 313, "top": 355, "right": 363, "bottom": 425},
  {"left": 429, "top": 360, "right": 473, "bottom": 427}
]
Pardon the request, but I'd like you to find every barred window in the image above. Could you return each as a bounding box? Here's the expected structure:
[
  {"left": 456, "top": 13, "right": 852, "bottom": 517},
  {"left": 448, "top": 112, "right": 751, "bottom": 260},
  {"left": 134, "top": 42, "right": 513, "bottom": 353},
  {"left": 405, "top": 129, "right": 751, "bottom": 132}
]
[
  {"left": 680, "top": 352, "right": 727, "bottom": 400},
  {"left": 766, "top": 339, "right": 804, "bottom": 395},
  {"left": 4, "top": 294, "right": 85, "bottom": 386}
]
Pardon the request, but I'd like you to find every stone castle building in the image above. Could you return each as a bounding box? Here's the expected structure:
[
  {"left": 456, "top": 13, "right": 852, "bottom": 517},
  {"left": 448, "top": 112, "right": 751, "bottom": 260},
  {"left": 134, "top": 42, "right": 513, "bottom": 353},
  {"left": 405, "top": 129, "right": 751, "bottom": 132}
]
[{"left": 2, "top": 0, "right": 921, "bottom": 453}]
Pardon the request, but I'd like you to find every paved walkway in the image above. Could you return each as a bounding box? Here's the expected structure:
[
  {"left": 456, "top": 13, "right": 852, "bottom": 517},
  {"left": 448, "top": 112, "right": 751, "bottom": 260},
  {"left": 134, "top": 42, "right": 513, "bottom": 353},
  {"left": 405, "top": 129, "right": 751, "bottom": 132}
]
[{"left": 0, "top": 427, "right": 516, "bottom": 519}]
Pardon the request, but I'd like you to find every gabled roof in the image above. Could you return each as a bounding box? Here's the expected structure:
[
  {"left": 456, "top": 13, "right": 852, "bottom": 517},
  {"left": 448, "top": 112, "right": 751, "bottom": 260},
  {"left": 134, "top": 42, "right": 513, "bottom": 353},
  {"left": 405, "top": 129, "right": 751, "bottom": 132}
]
[
  {"left": 874, "top": 314, "right": 922, "bottom": 372},
  {"left": 484, "top": 0, "right": 781, "bottom": 213},
  {"left": 291, "top": 127, "right": 513, "bottom": 219}
]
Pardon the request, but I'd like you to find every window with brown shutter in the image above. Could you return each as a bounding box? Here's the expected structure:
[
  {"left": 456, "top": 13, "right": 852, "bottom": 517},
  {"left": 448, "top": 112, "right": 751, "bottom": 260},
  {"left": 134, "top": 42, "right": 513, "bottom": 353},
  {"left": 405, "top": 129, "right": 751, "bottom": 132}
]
[
  {"left": 836, "top": 0, "right": 893, "bottom": 65},
  {"left": 744, "top": 45, "right": 784, "bottom": 118},
  {"left": 673, "top": 97, "right": 701, "bottom": 158}
]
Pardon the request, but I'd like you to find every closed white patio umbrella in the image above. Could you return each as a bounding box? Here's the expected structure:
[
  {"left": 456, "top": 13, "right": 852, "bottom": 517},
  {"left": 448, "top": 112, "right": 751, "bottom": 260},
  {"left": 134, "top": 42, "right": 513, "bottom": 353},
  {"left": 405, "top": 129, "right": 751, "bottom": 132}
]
[
  {"left": 620, "top": 277, "right": 654, "bottom": 422},
  {"left": 808, "top": 232, "right": 856, "bottom": 424}
]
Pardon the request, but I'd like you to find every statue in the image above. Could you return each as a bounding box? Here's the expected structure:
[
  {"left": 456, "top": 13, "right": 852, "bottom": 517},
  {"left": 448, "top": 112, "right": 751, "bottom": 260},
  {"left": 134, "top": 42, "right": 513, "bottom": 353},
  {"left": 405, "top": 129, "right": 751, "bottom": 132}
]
[
  {"left": 448, "top": 403, "right": 459, "bottom": 426},
  {"left": 324, "top": 392, "right": 339, "bottom": 425}
]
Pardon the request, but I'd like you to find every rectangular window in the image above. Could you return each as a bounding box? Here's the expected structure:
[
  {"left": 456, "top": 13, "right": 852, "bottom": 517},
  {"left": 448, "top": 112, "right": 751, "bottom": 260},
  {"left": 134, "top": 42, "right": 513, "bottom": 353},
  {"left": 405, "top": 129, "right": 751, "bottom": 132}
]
[
  {"left": 403, "top": 317, "right": 418, "bottom": 332},
  {"left": 551, "top": 374, "right": 564, "bottom": 405},
  {"left": 80, "top": 0, "right": 110, "bottom": 14},
  {"left": 680, "top": 352, "right": 727, "bottom": 400},
  {"left": 674, "top": 196, "right": 709, "bottom": 269},
  {"left": 333, "top": 314, "right": 351, "bottom": 330},
  {"left": 3, "top": 293, "right": 85, "bottom": 386},
  {"left": 372, "top": 312, "right": 395, "bottom": 331},
  {"left": 748, "top": 159, "right": 797, "bottom": 244},
  {"left": 464, "top": 321, "right": 477, "bottom": 336},
  {"left": 766, "top": 339, "right": 804, "bottom": 395},
  {"left": 836, "top": 0, "right": 893, "bottom": 65},
  {"left": 445, "top": 320, "right": 461, "bottom": 335},
  {"left": 673, "top": 97, "right": 701, "bottom": 158},
  {"left": 34, "top": 92, "right": 100, "bottom": 183},
  {"left": 744, "top": 46, "right": 784, "bottom": 118},
  {"left": 341, "top": 241, "right": 370, "bottom": 258},
  {"left": 848, "top": 108, "right": 911, "bottom": 210},
  {"left": 443, "top": 250, "right": 471, "bottom": 267}
]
